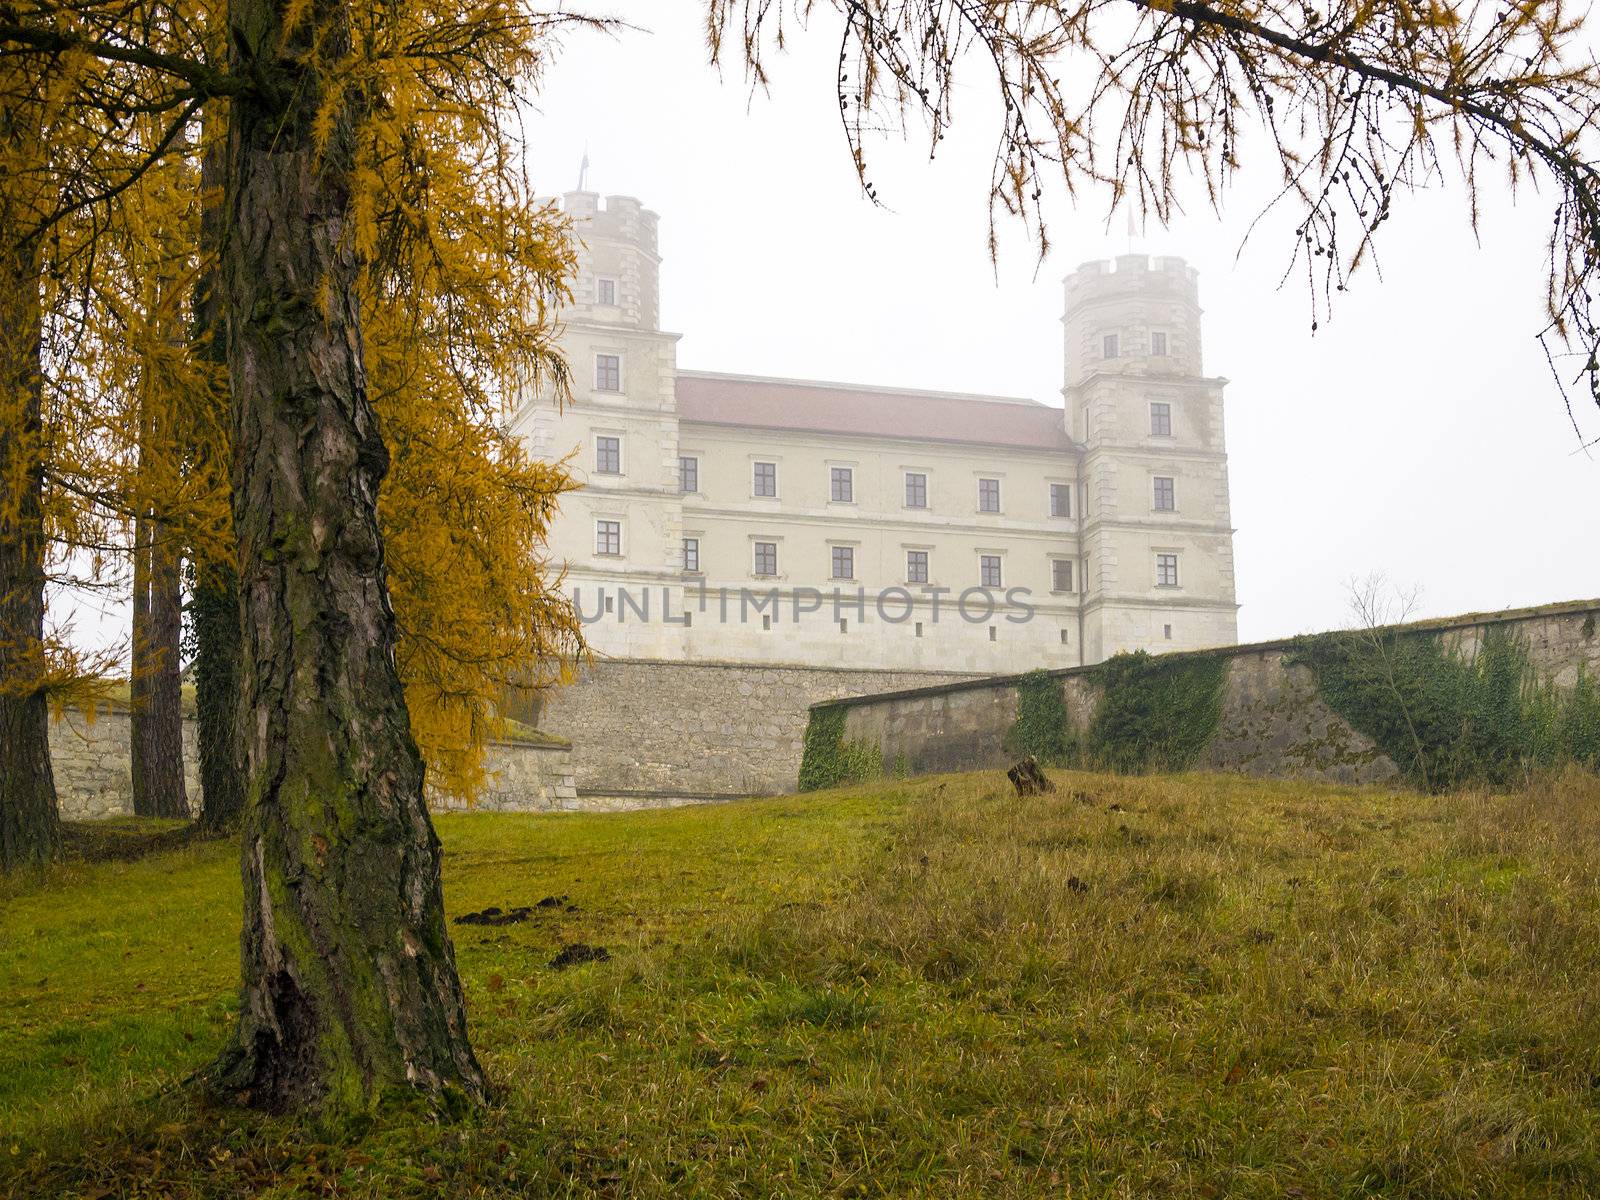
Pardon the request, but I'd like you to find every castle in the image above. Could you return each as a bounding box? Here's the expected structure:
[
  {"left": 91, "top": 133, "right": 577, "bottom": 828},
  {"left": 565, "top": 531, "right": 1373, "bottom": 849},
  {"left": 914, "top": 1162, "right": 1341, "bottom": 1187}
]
[{"left": 513, "top": 191, "right": 1240, "bottom": 675}]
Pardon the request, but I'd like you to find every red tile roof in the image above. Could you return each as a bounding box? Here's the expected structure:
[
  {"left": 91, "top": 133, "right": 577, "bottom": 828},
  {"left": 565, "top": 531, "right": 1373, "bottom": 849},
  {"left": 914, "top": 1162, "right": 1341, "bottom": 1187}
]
[{"left": 675, "top": 371, "right": 1074, "bottom": 452}]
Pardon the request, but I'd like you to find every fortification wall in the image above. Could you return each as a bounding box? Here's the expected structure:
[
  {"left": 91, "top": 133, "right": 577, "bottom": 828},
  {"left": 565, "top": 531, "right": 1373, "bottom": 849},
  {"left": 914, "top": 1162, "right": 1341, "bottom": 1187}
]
[
  {"left": 537, "top": 659, "right": 979, "bottom": 802},
  {"left": 47, "top": 707, "right": 576, "bottom": 820},
  {"left": 817, "top": 599, "right": 1600, "bottom": 788}
]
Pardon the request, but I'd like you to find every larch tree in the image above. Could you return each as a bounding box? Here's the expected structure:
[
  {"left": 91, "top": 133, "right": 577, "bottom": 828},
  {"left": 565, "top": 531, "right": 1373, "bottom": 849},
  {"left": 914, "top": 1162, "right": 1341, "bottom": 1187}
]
[
  {"left": 0, "top": 0, "right": 592, "bottom": 1113},
  {"left": 0, "top": 0, "right": 586, "bottom": 1107},
  {"left": 708, "top": 0, "right": 1600, "bottom": 425},
  {"left": 121, "top": 126, "right": 204, "bottom": 821},
  {"left": 0, "top": 2, "right": 146, "bottom": 869},
  {"left": 0, "top": 22, "right": 58, "bottom": 870}
]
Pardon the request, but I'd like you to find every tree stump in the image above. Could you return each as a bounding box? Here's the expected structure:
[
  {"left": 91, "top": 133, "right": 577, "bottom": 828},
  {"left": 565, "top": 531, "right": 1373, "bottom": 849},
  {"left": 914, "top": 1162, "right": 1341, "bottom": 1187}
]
[{"left": 1007, "top": 755, "right": 1056, "bottom": 796}]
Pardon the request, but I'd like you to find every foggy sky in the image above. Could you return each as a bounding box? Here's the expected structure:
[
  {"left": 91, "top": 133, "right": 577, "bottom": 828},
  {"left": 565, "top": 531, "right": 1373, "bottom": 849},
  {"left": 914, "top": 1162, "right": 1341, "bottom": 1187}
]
[{"left": 524, "top": 4, "right": 1598, "bottom": 643}]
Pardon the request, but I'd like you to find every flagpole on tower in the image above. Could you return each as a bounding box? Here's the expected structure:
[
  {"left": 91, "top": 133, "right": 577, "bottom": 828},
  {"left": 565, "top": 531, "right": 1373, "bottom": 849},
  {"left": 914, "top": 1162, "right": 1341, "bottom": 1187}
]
[{"left": 578, "top": 145, "right": 590, "bottom": 191}]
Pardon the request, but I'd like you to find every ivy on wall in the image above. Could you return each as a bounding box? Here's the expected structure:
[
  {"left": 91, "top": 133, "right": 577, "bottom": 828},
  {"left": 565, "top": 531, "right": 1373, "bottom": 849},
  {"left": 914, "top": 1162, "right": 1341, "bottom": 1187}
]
[
  {"left": 1002, "top": 670, "right": 1077, "bottom": 765},
  {"left": 798, "top": 705, "right": 883, "bottom": 792},
  {"left": 1292, "top": 625, "right": 1600, "bottom": 791},
  {"left": 1083, "top": 651, "right": 1227, "bottom": 773},
  {"left": 1000, "top": 654, "right": 1227, "bottom": 775}
]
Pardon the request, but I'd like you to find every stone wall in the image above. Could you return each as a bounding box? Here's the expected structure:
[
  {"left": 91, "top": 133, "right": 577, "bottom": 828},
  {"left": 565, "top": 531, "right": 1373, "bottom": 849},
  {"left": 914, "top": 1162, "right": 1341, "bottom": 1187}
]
[
  {"left": 821, "top": 599, "right": 1600, "bottom": 787},
  {"left": 47, "top": 706, "right": 577, "bottom": 821},
  {"left": 49, "top": 706, "right": 201, "bottom": 821},
  {"left": 537, "top": 658, "right": 978, "bottom": 802}
]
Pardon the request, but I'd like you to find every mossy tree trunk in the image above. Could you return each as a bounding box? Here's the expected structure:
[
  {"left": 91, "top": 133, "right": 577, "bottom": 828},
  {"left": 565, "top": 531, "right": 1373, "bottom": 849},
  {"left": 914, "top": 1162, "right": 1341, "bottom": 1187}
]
[
  {"left": 0, "top": 85, "right": 59, "bottom": 873},
  {"left": 204, "top": 0, "right": 483, "bottom": 1111}
]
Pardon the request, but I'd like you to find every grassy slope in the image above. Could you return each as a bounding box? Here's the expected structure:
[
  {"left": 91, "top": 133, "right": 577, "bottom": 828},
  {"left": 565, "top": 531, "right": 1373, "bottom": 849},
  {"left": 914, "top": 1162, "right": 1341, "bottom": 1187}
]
[{"left": 3, "top": 771, "right": 1600, "bottom": 1197}]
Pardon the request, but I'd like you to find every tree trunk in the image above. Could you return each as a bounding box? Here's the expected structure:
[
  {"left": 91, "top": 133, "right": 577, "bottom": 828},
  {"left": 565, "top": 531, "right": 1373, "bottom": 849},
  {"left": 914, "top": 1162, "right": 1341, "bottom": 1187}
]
[
  {"left": 205, "top": 0, "right": 483, "bottom": 1110},
  {"left": 130, "top": 502, "right": 151, "bottom": 801},
  {"left": 192, "top": 116, "right": 245, "bottom": 834},
  {"left": 130, "top": 317, "right": 190, "bottom": 821},
  {"left": 130, "top": 519, "right": 188, "bottom": 818},
  {"left": 0, "top": 81, "right": 59, "bottom": 872},
  {"left": 193, "top": 561, "right": 243, "bottom": 831}
]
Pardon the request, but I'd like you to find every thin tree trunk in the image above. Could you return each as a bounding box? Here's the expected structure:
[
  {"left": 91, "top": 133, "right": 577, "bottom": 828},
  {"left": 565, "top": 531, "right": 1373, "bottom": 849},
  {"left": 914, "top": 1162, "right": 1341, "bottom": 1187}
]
[
  {"left": 205, "top": 0, "right": 483, "bottom": 1110},
  {"left": 138, "top": 520, "right": 189, "bottom": 818},
  {"left": 130, "top": 502, "right": 152, "bottom": 803},
  {"left": 192, "top": 119, "right": 244, "bottom": 833},
  {"left": 130, "top": 333, "right": 189, "bottom": 820},
  {"left": 0, "top": 75, "right": 59, "bottom": 872},
  {"left": 193, "top": 560, "right": 242, "bottom": 831}
]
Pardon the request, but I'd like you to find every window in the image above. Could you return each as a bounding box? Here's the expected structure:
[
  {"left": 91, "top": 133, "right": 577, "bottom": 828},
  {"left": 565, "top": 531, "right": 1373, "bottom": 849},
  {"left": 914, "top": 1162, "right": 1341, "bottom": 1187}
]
[
  {"left": 682, "top": 537, "right": 700, "bottom": 573},
  {"left": 1164, "top": 623, "right": 1173, "bottom": 640},
  {"left": 1151, "top": 401, "right": 1172, "bottom": 437},
  {"left": 1156, "top": 553, "right": 1179, "bottom": 587},
  {"left": 1060, "top": 629, "right": 1070, "bottom": 645},
  {"left": 915, "top": 621, "right": 924, "bottom": 638},
  {"left": 753, "top": 461, "right": 777, "bottom": 497},
  {"left": 980, "top": 555, "right": 1003, "bottom": 588},
  {"left": 678, "top": 455, "right": 698, "bottom": 494},
  {"left": 1103, "top": 333, "right": 1119, "bottom": 359},
  {"left": 597, "top": 278, "right": 617, "bottom": 306},
  {"left": 977, "top": 478, "right": 1001, "bottom": 513},
  {"left": 831, "top": 545, "right": 855, "bottom": 580},
  {"left": 839, "top": 619, "right": 849, "bottom": 634},
  {"left": 1154, "top": 476, "right": 1176, "bottom": 511},
  {"left": 595, "top": 353, "right": 621, "bottom": 392},
  {"left": 830, "top": 466, "right": 854, "bottom": 503},
  {"left": 753, "top": 541, "right": 778, "bottom": 576},
  {"left": 595, "top": 436, "right": 621, "bottom": 475},
  {"left": 1052, "top": 559, "right": 1074, "bottom": 593},
  {"left": 1050, "top": 483, "right": 1072, "bottom": 518},
  {"left": 595, "top": 520, "right": 621, "bottom": 556},
  {"left": 1151, "top": 330, "right": 1168, "bottom": 356},
  {"left": 905, "top": 472, "right": 928, "bottom": 509},
  {"left": 988, "top": 626, "right": 998, "bottom": 642},
  {"left": 906, "top": 550, "right": 929, "bottom": 584}
]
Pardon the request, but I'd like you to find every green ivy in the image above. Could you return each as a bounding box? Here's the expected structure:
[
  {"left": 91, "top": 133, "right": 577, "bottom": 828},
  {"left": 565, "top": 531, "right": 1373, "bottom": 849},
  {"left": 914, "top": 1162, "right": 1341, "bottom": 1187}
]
[
  {"left": 1292, "top": 625, "right": 1600, "bottom": 791},
  {"left": 798, "top": 705, "right": 884, "bottom": 792},
  {"left": 1002, "top": 670, "right": 1077, "bottom": 765},
  {"left": 1082, "top": 651, "right": 1228, "bottom": 774}
]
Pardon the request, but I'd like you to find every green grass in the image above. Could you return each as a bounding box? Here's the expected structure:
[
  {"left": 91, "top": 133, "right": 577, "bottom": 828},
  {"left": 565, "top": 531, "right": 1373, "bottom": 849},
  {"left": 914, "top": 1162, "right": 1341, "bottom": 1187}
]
[{"left": 5, "top": 770, "right": 1600, "bottom": 1197}]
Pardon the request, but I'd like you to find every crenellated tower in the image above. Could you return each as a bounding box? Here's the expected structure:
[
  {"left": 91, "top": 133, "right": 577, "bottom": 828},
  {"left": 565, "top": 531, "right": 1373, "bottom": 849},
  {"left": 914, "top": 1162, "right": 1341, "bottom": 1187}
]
[
  {"left": 1063, "top": 254, "right": 1239, "bottom": 661},
  {"left": 512, "top": 191, "right": 687, "bottom": 658}
]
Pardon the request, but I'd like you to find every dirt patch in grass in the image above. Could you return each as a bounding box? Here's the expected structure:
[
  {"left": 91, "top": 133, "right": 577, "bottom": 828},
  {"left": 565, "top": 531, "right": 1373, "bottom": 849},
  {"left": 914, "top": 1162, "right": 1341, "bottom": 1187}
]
[{"left": 58, "top": 817, "right": 202, "bottom": 864}]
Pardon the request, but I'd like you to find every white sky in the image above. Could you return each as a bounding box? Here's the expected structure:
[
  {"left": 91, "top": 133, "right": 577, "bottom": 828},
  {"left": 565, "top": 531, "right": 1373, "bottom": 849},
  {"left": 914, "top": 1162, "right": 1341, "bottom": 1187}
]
[{"left": 524, "top": 4, "right": 1599, "bottom": 643}]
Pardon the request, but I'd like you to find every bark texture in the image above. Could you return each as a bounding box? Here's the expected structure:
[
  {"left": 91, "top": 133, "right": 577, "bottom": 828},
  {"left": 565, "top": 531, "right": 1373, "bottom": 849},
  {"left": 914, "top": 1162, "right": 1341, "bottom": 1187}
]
[
  {"left": 0, "top": 84, "right": 59, "bottom": 872},
  {"left": 206, "top": 0, "right": 483, "bottom": 1110}
]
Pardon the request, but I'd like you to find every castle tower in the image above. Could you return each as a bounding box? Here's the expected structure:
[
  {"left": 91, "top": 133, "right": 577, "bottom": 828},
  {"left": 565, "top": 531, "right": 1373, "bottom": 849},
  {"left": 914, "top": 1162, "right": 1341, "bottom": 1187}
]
[
  {"left": 1063, "top": 255, "right": 1239, "bottom": 661},
  {"left": 511, "top": 191, "right": 687, "bottom": 658}
]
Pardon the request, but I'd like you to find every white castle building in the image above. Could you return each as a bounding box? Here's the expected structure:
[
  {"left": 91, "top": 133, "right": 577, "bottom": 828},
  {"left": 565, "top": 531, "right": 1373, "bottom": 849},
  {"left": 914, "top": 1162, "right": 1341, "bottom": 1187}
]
[{"left": 512, "top": 191, "right": 1240, "bottom": 675}]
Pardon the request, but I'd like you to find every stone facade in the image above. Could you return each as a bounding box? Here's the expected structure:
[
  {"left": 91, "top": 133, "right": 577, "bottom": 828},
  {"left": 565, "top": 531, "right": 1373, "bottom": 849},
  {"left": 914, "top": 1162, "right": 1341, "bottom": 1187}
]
[
  {"left": 538, "top": 658, "right": 978, "bottom": 802},
  {"left": 821, "top": 599, "right": 1600, "bottom": 787},
  {"left": 47, "top": 707, "right": 577, "bottom": 820},
  {"left": 513, "top": 192, "right": 1239, "bottom": 676}
]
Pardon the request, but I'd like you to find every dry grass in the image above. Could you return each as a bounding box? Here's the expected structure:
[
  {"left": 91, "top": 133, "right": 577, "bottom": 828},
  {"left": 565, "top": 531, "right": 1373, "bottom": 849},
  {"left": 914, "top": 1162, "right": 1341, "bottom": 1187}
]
[{"left": 4, "top": 769, "right": 1600, "bottom": 1197}]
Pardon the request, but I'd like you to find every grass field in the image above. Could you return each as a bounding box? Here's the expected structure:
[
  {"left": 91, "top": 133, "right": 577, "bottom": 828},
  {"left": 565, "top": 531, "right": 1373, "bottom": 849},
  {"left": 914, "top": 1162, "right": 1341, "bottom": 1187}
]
[{"left": 4, "top": 769, "right": 1600, "bottom": 1197}]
